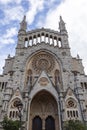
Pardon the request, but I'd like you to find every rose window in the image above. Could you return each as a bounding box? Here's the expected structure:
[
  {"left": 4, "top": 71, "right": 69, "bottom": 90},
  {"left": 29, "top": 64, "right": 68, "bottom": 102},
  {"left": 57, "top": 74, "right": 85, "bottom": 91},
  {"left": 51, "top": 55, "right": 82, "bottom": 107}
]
[{"left": 32, "top": 52, "right": 55, "bottom": 73}]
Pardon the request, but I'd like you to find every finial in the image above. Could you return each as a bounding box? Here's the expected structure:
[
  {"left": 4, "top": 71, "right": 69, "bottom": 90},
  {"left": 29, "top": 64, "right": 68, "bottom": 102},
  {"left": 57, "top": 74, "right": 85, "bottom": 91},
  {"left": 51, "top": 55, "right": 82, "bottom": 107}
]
[
  {"left": 19, "top": 15, "right": 27, "bottom": 31},
  {"left": 77, "top": 54, "right": 80, "bottom": 59},
  {"left": 23, "top": 15, "right": 26, "bottom": 22},
  {"left": 59, "top": 16, "right": 66, "bottom": 32},
  {"left": 8, "top": 54, "right": 10, "bottom": 58}
]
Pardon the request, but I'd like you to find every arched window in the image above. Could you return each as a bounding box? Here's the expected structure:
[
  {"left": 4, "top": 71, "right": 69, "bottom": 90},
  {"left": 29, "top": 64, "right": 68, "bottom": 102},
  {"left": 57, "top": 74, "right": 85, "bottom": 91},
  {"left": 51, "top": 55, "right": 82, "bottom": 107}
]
[
  {"left": 67, "top": 111, "right": 70, "bottom": 117},
  {"left": 25, "top": 38, "right": 28, "bottom": 47},
  {"left": 50, "top": 35, "right": 53, "bottom": 45},
  {"left": 33, "top": 35, "right": 36, "bottom": 45},
  {"left": 76, "top": 110, "right": 78, "bottom": 117},
  {"left": 9, "top": 111, "right": 12, "bottom": 118},
  {"left": 46, "top": 34, "right": 49, "bottom": 43},
  {"left": 54, "top": 37, "right": 57, "bottom": 46},
  {"left": 41, "top": 33, "right": 45, "bottom": 42},
  {"left": 73, "top": 111, "right": 75, "bottom": 117},
  {"left": 66, "top": 98, "right": 79, "bottom": 119},
  {"left": 58, "top": 38, "right": 62, "bottom": 48},
  {"left": 37, "top": 34, "right": 40, "bottom": 43},
  {"left": 9, "top": 98, "right": 22, "bottom": 119},
  {"left": 29, "top": 36, "right": 32, "bottom": 46}
]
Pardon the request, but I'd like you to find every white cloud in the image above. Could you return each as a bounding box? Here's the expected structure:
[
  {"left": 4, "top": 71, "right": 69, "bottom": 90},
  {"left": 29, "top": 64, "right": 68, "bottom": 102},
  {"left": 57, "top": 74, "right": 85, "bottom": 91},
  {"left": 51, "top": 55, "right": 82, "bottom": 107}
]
[
  {"left": 3, "top": 27, "right": 17, "bottom": 38},
  {"left": 0, "top": 27, "right": 17, "bottom": 46},
  {"left": 0, "top": 5, "right": 24, "bottom": 25},
  {"left": 0, "top": 0, "right": 12, "bottom": 4},
  {"left": 0, "top": 0, "right": 22, "bottom": 4},
  {"left": 42, "top": 0, "right": 87, "bottom": 74},
  {"left": 26, "top": 0, "right": 45, "bottom": 25},
  {"left": 26, "top": 0, "right": 60, "bottom": 26},
  {"left": 0, "top": 55, "right": 6, "bottom": 74}
]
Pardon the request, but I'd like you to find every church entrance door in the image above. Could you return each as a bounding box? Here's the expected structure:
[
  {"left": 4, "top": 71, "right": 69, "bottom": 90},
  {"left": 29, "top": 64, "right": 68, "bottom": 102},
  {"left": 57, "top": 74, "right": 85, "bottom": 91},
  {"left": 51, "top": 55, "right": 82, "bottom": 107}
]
[{"left": 29, "top": 91, "right": 59, "bottom": 130}]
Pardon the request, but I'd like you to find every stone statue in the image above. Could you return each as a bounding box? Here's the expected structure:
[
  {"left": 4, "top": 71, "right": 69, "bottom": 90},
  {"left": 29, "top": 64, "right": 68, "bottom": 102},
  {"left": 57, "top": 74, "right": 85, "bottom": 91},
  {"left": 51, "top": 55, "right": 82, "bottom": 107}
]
[
  {"left": 77, "top": 54, "right": 80, "bottom": 59},
  {"left": 20, "top": 15, "right": 27, "bottom": 31},
  {"left": 59, "top": 16, "right": 66, "bottom": 31}
]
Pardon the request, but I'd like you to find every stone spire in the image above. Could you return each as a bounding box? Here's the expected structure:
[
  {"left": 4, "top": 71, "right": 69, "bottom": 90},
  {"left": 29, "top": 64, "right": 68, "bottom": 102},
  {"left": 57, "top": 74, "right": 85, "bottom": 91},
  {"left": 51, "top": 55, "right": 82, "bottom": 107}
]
[
  {"left": 59, "top": 16, "right": 67, "bottom": 33},
  {"left": 19, "top": 15, "right": 27, "bottom": 32}
]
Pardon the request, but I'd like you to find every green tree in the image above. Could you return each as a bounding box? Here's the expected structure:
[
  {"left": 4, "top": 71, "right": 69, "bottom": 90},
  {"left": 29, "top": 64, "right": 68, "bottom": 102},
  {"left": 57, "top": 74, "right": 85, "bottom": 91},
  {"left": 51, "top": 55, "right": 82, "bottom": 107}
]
[
  {"left": 1, "top": 116, "right": 20, "bottom": 130},
  {"left": 64, "top": 120, "right": 87, "bottom": 130}
]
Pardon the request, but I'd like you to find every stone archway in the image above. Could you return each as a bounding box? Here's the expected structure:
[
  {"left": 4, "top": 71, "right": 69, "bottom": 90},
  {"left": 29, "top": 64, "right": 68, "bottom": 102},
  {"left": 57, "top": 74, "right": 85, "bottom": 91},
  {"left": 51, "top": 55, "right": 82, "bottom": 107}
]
[{"left": 29, "top": 91, "right": 59, "bottom": 130}]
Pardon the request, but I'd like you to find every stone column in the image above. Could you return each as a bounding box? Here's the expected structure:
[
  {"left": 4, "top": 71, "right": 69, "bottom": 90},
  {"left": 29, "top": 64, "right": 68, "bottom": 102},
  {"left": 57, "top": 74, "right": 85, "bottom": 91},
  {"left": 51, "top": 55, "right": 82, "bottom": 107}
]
[
  {"left": 48, "top": 35, "right": 50, "bottom": 44},
  {"left": 40, "top": 35, "right": 41, "bottom": 43},
  {"left": 57, "top": 38, "right": 59, "bottom": 47},
  {"left": 52, "top": 37, "right": 54, "bottom": 45},
  {"left": 36, "top": 35, "right": 38, "bottom": 44}
]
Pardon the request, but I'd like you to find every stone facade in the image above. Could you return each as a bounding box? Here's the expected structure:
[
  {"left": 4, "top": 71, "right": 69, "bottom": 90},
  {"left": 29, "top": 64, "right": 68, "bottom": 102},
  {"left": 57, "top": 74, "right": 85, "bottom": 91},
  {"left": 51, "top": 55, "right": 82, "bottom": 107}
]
[{"left": 0, "top": 16, "right": 87, "bottom": 130}]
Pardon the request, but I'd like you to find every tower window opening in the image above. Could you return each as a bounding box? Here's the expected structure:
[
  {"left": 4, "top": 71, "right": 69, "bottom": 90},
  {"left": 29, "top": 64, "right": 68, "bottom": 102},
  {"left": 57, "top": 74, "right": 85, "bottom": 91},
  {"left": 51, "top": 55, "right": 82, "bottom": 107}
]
[
  {"left": 54, "top": 39, "right": 57, "bottom": 46},
  {"left": 41, "top": 33, "right": 45, "bottom": 42},
  {"left": 54, "top": 37, "right": 57, "bottom": 46},
  {"left": 46, "top": 34, "right": 49, "bottom": 43},
  {"left": 41, "top": 35, "right": 44, "bottom": 42},
  {"left": 25, "top": 38, "right": 28, "bottom": 47},
  {"left": 37, "top": 34, "right": 40, "bottom": 43},
  {"left": 29, "top": 37, "right": 32, "bottom": 46},
  {"left": 81, "top": 82, "right": 84, "bottom": 91},
  {"left": 33, "top": 36, "right": 36, "bottom": 45},
  {"left": 84, "top": 82, "right": 87, "bottom": 89},
  {"left": 58, "top": 38, "right": 62, "bottom": 48},
  {"left": 50, "top": 36, "right": 53, "bottom": 45}
]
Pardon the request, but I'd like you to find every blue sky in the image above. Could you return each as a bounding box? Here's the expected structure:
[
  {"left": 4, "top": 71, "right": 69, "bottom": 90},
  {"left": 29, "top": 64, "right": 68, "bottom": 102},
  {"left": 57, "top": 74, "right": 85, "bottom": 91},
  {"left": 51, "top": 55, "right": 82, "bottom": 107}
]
[{"left": 0, "top": 0, "right": 87, "bottom": 74}]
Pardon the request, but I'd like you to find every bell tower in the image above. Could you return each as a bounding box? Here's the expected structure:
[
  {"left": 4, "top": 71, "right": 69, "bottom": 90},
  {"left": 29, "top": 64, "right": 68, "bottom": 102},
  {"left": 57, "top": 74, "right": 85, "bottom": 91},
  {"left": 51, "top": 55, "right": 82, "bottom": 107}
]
[
  {"left": 59, "top": 16, "right": 69, "bottom": 48},
  {"left": 17, "top": 15, "right": 27, "bottom": 48}
]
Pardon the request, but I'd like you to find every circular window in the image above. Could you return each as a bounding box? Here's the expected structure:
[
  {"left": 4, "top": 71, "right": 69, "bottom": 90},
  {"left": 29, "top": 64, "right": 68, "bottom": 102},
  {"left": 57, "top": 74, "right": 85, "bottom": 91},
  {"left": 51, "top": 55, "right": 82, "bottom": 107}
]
[
  {"left": 68, "top": 100, "right": 74, "bottom": 107},
  {"left": 11, "top": 99, "right": 21, "bottom": 108},
  {"left": 13, "top": 100, "right": 20, "bottom": 107},
  {"left": 66, "top": 98, "right": 77, "bottom": 108}
]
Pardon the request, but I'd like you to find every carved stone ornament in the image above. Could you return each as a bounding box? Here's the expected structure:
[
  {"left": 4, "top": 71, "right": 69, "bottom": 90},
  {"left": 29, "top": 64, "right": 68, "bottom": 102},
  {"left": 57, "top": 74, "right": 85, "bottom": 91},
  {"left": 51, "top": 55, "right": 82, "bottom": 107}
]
[
  {"left": 15, "top": 90, "right": 20, "bottom": 96},
  {"left": 38, "top": 77, "right": 49, "bottom": 86}
]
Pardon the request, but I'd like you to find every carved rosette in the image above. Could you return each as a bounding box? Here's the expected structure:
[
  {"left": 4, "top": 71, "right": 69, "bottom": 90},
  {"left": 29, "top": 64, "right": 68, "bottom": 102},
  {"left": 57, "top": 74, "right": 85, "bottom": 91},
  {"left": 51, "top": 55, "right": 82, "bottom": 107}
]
[{"left": 32, "top": 52, "right": 55, "bottom": 73}]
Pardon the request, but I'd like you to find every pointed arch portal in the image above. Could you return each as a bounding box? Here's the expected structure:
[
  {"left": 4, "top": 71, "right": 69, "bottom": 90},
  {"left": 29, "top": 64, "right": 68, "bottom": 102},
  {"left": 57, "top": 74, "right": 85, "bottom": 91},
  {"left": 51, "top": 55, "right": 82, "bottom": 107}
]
[{"left": 29, "top": 91, "right": 59, "bottom": 130}]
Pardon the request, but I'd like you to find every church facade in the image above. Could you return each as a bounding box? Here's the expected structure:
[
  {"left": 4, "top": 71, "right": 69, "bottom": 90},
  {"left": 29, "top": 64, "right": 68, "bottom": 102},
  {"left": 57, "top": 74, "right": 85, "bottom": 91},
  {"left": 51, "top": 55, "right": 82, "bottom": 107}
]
[{"left": 0, "top": 16, "right": 87, "bottom": 130}]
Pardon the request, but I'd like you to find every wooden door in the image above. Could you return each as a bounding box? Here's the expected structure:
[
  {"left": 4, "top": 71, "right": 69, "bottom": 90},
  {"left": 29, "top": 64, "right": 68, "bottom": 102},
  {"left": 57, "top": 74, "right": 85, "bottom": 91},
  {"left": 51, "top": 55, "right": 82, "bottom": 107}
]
[
  {"left": 32, "top": 116, "right": 42, "bottom": 130},
  {"left": 45, "top": 116, "right": 55, "bottom": 130}
]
